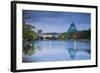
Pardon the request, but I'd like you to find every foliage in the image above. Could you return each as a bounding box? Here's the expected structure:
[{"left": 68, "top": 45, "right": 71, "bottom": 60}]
[
  {"left": 23, "top": 23, "right": 37, "bottom": 41},
  {"left": 67, "top": 29, "right": 91, "bottom": 39},
  {"left": 67, "top": 23, "right": 90, "bottom": 40},
  {"left": 23, "top": 23, "right": 37, "bottom": 55},
  {"left": 58, "top": 33, "right": 67, "bottom": 40},
  {"left": 76, "top": 29, "right": 91, "bottom": 39}
]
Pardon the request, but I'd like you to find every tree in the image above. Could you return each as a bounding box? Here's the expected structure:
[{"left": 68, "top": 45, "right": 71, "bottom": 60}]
[
  {"left": 58, "top": 33, "right": 67, "bottom": 40},
  {"left": 23, "top": 23, "right": 37, "bottom": 55},
  {"left": 23, "top": 23, "right": 37, "bottom": 41},
  {"left": 22, "top": 13, "right": 38, "bottom": 55}
]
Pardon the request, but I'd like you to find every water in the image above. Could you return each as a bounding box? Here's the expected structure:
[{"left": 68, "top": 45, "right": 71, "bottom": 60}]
[{"left": 23, "top": 40, "right": 91, "bottom": 62}]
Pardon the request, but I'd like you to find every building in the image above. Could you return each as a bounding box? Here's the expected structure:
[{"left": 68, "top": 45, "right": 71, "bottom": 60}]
[{"left": 37, "top": 29, "right": 43, "bottom": 37}]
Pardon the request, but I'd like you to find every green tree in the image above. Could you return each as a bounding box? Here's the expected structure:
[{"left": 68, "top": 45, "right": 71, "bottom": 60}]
[
  {"left": 58, "top": 33, "right": 67, "bottom": 40},
  {"left": 23, "top": 23, "right": 37, "bottom": 55},
  {"left": 23, "top": 23, "right": 37, "bottom": 41}
]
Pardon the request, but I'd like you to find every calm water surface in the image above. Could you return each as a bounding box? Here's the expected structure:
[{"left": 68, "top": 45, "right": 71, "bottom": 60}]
[{"left": 23, "top": 40, "right": 90, "bottom": 62}]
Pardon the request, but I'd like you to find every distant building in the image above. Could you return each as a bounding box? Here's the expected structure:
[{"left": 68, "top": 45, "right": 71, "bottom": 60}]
[
  {"left": 68, "top": 23, "right": 77, "bottom": 32},
  {"left": 37, "top": 29, "right": 60, "bottom": 40},
  {"left": 37, "top": 29, "right": 43, "bottom": 37},
  {"left": 67, "top": 23, "right": 78, "bottom": 39},
  {"left": 42, "top": 33, "right": 60, "bottom": 39}
]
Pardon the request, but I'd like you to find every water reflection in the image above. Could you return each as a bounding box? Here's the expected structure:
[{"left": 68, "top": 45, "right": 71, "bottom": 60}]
[
  {"left": 68, "top": 48, "right": 77, "bottom": 59},
  {"left": 68, "top": 40, "right": 77, "bottom": 59},
  {"left": 23, "top": 40, "right": 90, "bottom": 62},
  {"left": 23, "top": 41, "right": 35, "bottom": 56}
]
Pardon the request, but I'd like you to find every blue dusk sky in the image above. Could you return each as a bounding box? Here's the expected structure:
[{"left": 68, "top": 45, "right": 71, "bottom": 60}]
[{"left": 23, "top": 10, "right": 91, "bottom": 33}]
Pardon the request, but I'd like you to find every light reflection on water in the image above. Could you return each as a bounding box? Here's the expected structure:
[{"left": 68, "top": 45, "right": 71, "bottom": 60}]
[{"left": 23, "top": 40, "right": 91, "bottom": 62}]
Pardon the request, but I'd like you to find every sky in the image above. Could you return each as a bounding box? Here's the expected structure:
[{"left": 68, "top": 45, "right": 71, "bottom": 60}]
[{"left": 23, "top": 10, "right": 91, "bottom": 33}]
